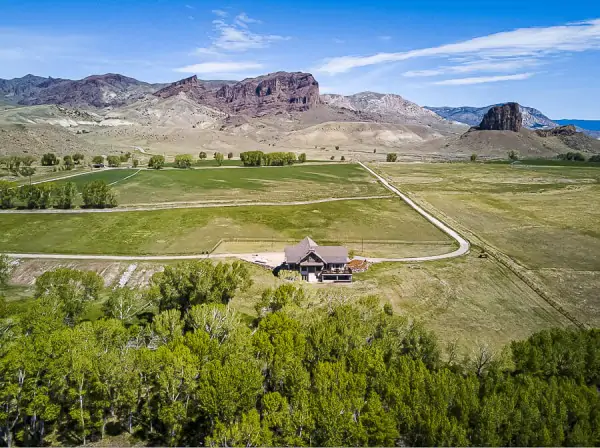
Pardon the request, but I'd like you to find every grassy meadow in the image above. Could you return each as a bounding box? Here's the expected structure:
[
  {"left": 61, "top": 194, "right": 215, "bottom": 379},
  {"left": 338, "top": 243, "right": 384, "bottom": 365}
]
[
  {"left": 0, "top": 198, "right": 451, "bottom": 256},
  {"left": 374, "top": 161, "right": 600, "bottom": 327},
  {"left": 51, "top": 163, "right": 389, "bottom": 204}
]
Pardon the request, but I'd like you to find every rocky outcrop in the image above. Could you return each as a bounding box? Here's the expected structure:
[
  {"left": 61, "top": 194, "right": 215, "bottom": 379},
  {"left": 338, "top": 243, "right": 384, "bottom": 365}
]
[
  {"left": 535, "top": 125, "right": 577, "bottom": 137},
  {"left": 154, "top": 71, "right": 320, "bottom": 116},
  {"left": 215, "top": 72, "right": 321, "bottom": 114},
  {"left": 478, "top": 103, "right": 522, "bottom": 132},
  {"left": 428, "top": 104, "right": 557, "bottom": 129}
]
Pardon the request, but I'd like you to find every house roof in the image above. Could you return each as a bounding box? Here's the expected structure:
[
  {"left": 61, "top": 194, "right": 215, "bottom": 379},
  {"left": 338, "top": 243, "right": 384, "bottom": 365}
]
[{"left": 285, "top": 237, "right": 348, "bottom": 264}]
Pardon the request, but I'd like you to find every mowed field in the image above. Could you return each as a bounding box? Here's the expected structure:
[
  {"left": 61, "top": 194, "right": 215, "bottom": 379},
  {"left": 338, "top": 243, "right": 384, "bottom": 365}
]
[
  {"left": 0, "top": 198, "right": 452, "bottom": 256},
  {"left": 374, "top": 162, "right": 600, "bottom": 328},
  {"left": 53, "top": 163, "right": 389, "bottom": 204}
]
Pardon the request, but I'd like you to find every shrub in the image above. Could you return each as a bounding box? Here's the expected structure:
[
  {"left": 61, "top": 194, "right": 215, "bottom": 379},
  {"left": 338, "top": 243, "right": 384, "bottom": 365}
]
[
  {"left": 198, "top": 151, "right": 207, "bottom": 160},
  {"left": 298, "top": 153, "right": 307, "bottom": 163},
  {"left": 508, "top": 150, "right": 519, "bottom": 161},
  {"left": 470, "top": 153, "right": 478, "bottom": 162},
  {"left": 81, "top": 181, "right": 117, "bottom": 208},
  {"left": 557, "top": 152, "right": 586, "bottom": 162},
  {"left": 41, "top": 153, "right": 59, "bottom": 166},
  {"left": 227, "top": 152, "right": 233, "bottom": 160},
  {"left": 588, "top": 154, "right": 600, "bottom": 162},
  {"left": 330, "top": 156, "right": 335, "bottom": 160},
  {"left": 277, "top": 270, "right": 302, "bottom": 282},
  {"left": 335, "top": 145, "right": 340, "bottom": 150},
  {"left": 341, "top": 155, "right": 346, "bottom": 161},
  {"left": 132, "top": 159, "right": 139, "bottom": 168},
  {"left": 386, "top": 153, "right": 398, "bottom": 162},
  {"left": 148, "top": 155, "right": 165, "bottom": 169},
  {"left": 174, "top": 154, "right": 193, "bottom": 168}
]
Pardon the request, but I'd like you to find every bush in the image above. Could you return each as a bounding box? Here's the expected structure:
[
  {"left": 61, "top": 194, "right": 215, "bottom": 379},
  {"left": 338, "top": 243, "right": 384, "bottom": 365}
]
[
  {"left": 63, "top": 155, "right": 74, "bottom": 170},
  {"left": 277, "top": 269, "right": 302, "bottom": 282},
  {"left": 174, "top": 154, "right": 193, "bottom": 169},
  {"left": 386, "top": 153, "right": 398, "bottom": 162},
  {"left": 227, "top": 152, "right": 233, "bottom": 160},
  {"left": 341, "top": 155, "right": 346, "bottom": 161},
  {"left": 508, "top": 150, "right": 519, "bottom": 161},
  {"left": 41, "top": 153, "right": 59, "bottom": 166},
  {"left": 335, "top": 145, "right": 340, "bottom": 150},
  {"left": 470, "top": 153, "right": 477, "bottom": 162},
  {"left": 148, "top": 155, "right": 165, "bottom": 169},
  {"left": 92, "top": 155, "right": 104, "bottom": 165},
  {"left": 198, "top": 151, "right": 207, "bottom": 160},
  {"left": 81, "top": 181, "right": 117, "bottom": 208},
  {"left": 330, "top": 156, "right": 335, "bottom": 160},
  {"left": 298, "top": 153, "right": 307, "bottom": 163},
  {"left": 132, "top": 159, "right": 139, "bottom": 168},
  {"left": 589, "top": 154, "right": 600, "bottom": 162},
  {"left": 106, "top": 155, "right": 121, "bottom": 167}
]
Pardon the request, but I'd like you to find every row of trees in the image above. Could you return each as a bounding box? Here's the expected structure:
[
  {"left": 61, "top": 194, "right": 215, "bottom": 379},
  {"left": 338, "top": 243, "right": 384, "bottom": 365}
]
[
  {"left": 0, "top": 180, "right": 117, "bottom": 209},
  {"left": 1, "top": 260, "right": 598, "bottom": 447},
  {"left": 41, "top": 153, "right": 85, "bottom": 168},
  {"left": 557, "top": 152, "right": 600, "bottom": 162},
  {"left": 239, "top": 151, "right": 303, "bottom": 167}
]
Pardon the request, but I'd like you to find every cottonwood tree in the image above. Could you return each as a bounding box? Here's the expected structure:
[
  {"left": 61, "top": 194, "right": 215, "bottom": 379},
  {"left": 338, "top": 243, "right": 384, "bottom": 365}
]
[
  {"left": 63, "top": 155, "right": 74, "bottom": 170},
  {"left": 81, "top": 180, "right": 117, "bottom": 208},
  {"left": 214, "top": 152, "right": 224, "bottom": 166},
  {"left": 92, "top": 155, "right": 104, "bottom": 165},
  {"left": 41, "top": 153, "right": 59, "bottom": 166},
  {"left": 106, "top": 155, "right": 121, "bottom": 167},
  {"left": 18, "top": 184, "right": 54, "bottom": 209},
  {"left": 35, "top": 268, "right": 104, "bottom": 324},
  {"left": 148, "top": 155, "right": 165, "bottom": 169},
  {"left": 0, "top": 181, "right": 17, "bottom": 209},
  {"left": 19, "top": 166, "right": 36, "bottom": 184},
  {"left": 103, "top": 287, "right": 154, "bottom": 323},
  {"left": 174, "top": 154, "right": 193, "bottom": 168},
  {"left": 0, "top": 254, "right": 10, "bottom": 287},
  {"left": 73, "top": 153, "right": 85, "bottom": 164},
  {"left": 53, "top": 182, "right": 78, "bottom": 209},
  {"left": 150, "top": 260, "right": 252, "bottom": 313}
]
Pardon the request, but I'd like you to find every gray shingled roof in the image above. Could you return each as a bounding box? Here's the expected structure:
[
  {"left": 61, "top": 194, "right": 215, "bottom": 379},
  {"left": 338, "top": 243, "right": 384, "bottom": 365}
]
[{"left": 285, "top": 237, "right": 348, "bottom": 264}]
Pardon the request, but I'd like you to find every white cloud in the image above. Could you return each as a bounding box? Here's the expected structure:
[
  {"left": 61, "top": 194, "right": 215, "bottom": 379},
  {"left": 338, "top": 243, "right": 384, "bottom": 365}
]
[
  {"left": 378, "top": 35, "right": 392, "bottom": 41},
  {"left": 433, "top": 73, "right": 536, "bottom": 85},
  {"left": 195, "top": 12, "right": 289, "bottom": 54},
  {"left": 403, "top": 58, "right": 542, "bottom": 77},
  {"left": 185, "top": 4, "right": 194, "bottom": 9},
  {"left": 317, "top": 19, "right": 600, "bottom": 74},
  {"left": 174, "top": 61, "right": 263, "bottom": 74},
  {"left": 235, "top": 12, "right": 261, "bottom": 28},
  {"left": 211, "top": 9, "right": 228, "bottom": 17},
  {"left": 333, "top": 38, "right": 345, "bottom": 44}
]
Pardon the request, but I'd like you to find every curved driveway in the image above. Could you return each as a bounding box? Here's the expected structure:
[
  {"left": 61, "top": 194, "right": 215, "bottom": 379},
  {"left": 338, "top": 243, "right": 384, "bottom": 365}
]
[{"left": 3, "top": 163, "right": 469, "bottom": 265}]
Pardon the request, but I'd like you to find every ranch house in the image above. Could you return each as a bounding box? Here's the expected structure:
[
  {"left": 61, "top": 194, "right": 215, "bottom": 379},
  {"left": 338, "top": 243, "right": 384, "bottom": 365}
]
[{"left": 283, "top": 237, "right": 352, "bottom": 283}]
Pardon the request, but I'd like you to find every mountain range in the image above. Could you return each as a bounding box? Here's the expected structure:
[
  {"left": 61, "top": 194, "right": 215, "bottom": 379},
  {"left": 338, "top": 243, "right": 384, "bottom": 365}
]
[{"left": 0, "top": 71, "right": 598, "bottom": 159}]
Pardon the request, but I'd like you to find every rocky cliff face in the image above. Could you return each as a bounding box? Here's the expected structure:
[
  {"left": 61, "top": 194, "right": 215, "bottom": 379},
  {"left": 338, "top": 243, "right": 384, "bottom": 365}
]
[
  {"left": 478, "top": 103, "right": 523, "bottom": 132},
  {"left": 215, "top": 72, "right": 320, "bottom": 114},
  {"left": 154, "top": 71, "right": 320, "bottom": 116}
]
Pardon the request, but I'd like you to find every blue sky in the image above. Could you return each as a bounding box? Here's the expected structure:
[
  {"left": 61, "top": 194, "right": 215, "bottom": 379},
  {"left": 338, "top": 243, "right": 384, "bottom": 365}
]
[{"left": 1, "top": 0, "right": 599, "bottom": 118}]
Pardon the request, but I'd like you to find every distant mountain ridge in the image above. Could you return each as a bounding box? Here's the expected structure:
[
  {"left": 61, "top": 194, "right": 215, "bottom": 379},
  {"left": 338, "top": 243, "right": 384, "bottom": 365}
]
[
  {"left": 322, "top": 91, "right": 445, "bottom": 125},
  {"left": 426, "top": 104, "right": 557, "bottom": 129}
]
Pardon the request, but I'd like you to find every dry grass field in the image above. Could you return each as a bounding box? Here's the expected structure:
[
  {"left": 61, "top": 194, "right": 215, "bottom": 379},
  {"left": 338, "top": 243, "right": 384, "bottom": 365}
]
[{"left": 374, "top": 161, "right": 600, "bottom": 327}]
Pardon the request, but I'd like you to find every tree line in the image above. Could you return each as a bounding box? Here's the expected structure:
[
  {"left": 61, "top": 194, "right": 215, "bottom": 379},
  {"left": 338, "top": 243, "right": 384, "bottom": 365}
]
[
  {"left": 240, "top": 151, "right": 306, "bottom": 166},
  {"left": 0, "top": 259, "right": 598, "bottom": 447},
  {"left": 0, "top": 180, "right": 117, "bottom": 209}
]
